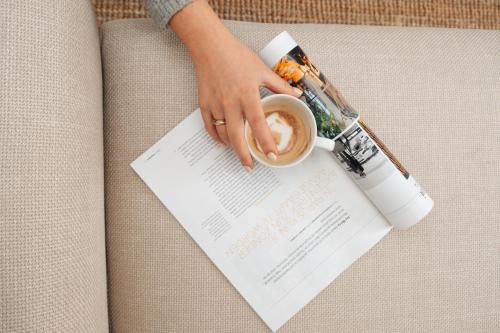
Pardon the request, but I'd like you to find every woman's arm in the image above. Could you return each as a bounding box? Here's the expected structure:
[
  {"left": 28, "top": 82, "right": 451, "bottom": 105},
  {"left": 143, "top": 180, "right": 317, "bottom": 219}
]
[{"left": 146, "top": 0, "right": 300, "bottom": 171}]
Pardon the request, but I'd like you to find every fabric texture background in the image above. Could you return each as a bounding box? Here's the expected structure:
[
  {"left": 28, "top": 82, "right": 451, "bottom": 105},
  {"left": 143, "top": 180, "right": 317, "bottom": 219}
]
[
  {"left": 100, "top": 19, "right": 500, "bottom": 332},
  {"left": 0, "top": 1, "right": 109, "bottom": 332},
  {"left": 92, "top": 0, "right": 500, "bottom": 29}
]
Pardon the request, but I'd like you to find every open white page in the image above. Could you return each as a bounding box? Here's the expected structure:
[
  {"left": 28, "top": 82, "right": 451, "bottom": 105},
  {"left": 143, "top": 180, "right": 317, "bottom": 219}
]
[{"left": 131, "top": 110, "right": 391, "bottom": 331}]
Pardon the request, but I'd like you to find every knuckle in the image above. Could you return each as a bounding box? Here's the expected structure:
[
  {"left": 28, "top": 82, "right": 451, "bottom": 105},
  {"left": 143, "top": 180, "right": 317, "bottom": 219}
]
[
  {"left": 220, "top": 98, "right": 237, "bottom": 111},
  {"left": 265, "top": 71, "right": 278, "bottom": 81},
  {"left": 258, "top": 135, "right": 274, "bottom": 147},
  {"left": 226, "top": 126, "right": 240, "bottom": 140},
  {"left": 199, "top": 100, "right": 209, "bottom": 112},
  {"left": 246, "top": 110, "right": 265, "bottom": 124},
  {"left": 280, "top": 80, "right": 290, "bottom": 90}
]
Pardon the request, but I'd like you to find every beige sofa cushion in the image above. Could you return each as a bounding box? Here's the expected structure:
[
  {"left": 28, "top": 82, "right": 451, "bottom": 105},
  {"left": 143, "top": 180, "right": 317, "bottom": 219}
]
[
  {"left": 101, "top": 19, "right": 499, "bottom": 332},
  {"left": 0, "top": 1, "right": 108, "bottom": 332}
]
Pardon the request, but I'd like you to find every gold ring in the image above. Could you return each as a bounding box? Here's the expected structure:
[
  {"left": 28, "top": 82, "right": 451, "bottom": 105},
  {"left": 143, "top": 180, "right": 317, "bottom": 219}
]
[{"left": 212, "top": 119, "right": 226, "bottom": 126}]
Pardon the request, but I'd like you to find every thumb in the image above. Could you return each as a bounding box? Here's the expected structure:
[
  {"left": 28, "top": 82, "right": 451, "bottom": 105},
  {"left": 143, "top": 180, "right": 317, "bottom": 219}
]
[{"left": 264, "top": 71, "right": 302, "bottom": 97}]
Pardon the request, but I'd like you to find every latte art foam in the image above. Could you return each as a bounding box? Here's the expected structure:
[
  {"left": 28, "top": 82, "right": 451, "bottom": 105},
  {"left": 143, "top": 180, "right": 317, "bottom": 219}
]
[
  {"left": 247, "top": 109, "right": 310, "bottom": 166},
  {"left": 266, "top": 112, "right": 294, "bottom": 154}
]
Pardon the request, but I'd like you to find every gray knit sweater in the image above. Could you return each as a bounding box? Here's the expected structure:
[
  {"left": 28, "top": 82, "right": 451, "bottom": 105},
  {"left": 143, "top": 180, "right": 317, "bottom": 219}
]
[{"left": 145, "top": 0, "right": 194, "bottom": 29}]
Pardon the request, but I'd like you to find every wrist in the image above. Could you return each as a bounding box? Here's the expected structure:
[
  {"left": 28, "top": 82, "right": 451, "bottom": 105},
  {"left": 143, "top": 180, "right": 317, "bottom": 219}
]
[{"left": 170, "top": 0, "right": 235, "bottom": 60}]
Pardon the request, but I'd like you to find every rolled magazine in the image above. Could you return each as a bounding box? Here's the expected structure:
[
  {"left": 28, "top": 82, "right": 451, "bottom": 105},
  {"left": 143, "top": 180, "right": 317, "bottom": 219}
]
[{"left": 260, "top": 32, "right": 433, "bottom": 229}]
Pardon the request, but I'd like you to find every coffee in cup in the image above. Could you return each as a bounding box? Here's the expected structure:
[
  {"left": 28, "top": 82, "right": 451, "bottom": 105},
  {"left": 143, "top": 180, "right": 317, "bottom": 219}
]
[
  {"left": 246, "top": 108, "right": 310, "bottom": 166},
  {"left": 245, "top": 94, "right": 335, "bottom": 168}
]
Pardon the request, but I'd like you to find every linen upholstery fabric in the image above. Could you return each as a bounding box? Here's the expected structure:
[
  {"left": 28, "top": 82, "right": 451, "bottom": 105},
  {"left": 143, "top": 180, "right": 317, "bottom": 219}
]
[
  {"left": 0, "top": 1, "right": 108, "bottom": 332},
  {"left": 101, "top": 19, "right": 500, "bottom": 332}
]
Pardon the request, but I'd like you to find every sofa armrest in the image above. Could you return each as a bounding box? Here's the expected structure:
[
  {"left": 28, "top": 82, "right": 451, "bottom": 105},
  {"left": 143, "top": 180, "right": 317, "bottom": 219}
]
[{"left": 0, "top": 1, "right": 108, "bottom": 331}]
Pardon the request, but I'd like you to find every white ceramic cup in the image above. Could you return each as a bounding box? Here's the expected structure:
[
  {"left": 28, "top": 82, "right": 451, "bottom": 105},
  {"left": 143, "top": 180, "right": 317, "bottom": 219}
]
[{"left": 245, "top": 94, "right": 335, "bottom": 168}]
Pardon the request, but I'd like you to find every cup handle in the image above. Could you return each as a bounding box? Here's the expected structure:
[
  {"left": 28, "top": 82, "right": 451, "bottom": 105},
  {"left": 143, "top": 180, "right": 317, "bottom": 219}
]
[{"left": 314, "top": 136, "right": 336, "bottom": 151}]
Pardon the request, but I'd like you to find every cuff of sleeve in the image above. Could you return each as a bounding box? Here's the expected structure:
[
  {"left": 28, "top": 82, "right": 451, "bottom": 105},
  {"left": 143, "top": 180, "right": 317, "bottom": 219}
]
[{"left": 145, "top": 0, "right": 194, "bottom": 30}]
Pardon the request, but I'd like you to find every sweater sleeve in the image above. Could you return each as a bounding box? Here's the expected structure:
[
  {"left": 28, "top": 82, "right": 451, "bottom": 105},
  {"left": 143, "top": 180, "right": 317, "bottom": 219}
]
[{"left": 144, "top": 0, "right": 194, "bottom": 29}]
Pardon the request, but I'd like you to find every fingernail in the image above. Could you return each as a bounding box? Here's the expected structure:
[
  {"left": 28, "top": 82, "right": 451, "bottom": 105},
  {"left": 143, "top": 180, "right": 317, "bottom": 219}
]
[
  {"left": 267, "top": 152, "right": 277, "bottom": 161},
  {"left": 244, "top": 166, "right": 253, "bottom": 173},
  {"left": 293, "top": 87, "right": 303, "bottom": 97}
]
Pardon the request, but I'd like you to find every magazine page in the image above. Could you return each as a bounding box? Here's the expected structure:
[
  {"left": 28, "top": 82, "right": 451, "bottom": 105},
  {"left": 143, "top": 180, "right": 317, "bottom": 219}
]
[
  {"left": 131, "top": 110, "right": 391, "bottom": 331},
  {"left": 260, "top": 32, "right": 433, "bottom": 229}
]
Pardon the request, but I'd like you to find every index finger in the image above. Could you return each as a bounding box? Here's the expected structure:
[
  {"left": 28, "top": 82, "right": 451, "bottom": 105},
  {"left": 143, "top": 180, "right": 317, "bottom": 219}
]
[{"left": 242, "top": 91, "right": 277, "bottom": 161}]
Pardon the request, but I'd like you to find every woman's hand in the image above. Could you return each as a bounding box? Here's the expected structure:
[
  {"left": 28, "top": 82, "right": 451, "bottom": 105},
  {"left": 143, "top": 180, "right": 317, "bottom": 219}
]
[{"left": 170, "top": 0, "right": 300, "bottom": 171}]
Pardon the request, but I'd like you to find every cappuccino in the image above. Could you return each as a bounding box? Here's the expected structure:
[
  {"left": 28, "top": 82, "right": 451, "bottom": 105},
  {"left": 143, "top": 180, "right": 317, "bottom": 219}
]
[{"left": 247, "top": 109, "right": 310, "bottom": 166}]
